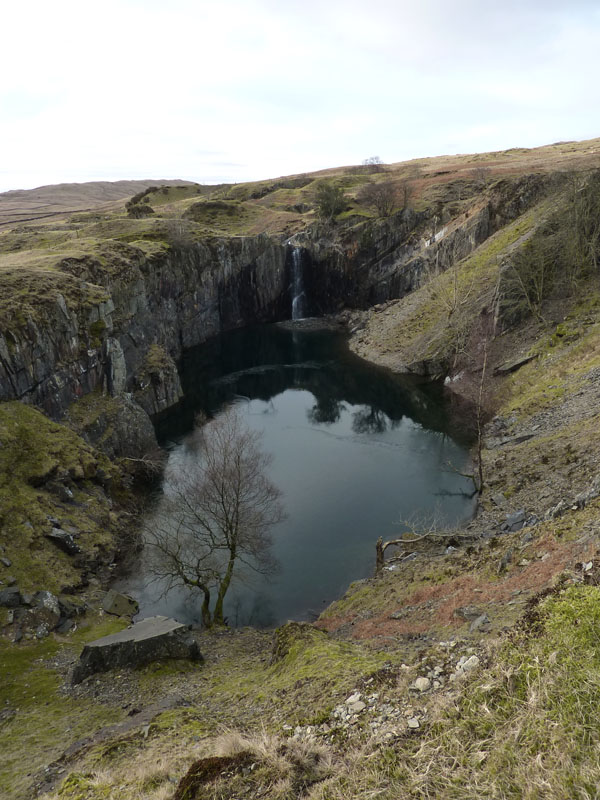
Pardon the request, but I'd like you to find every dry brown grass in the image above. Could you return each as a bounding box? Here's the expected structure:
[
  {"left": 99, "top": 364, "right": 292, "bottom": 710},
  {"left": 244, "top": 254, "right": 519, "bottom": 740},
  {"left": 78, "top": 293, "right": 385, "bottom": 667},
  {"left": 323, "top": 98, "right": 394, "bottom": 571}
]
[{"left": 0, "top": 180, "right": 195, "bottom": 226}]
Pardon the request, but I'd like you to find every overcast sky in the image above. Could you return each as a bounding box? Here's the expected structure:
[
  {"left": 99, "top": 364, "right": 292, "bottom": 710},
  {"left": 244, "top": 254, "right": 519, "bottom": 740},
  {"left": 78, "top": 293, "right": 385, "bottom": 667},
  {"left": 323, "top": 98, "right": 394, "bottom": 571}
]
[{"left": 1, "top": 0, "right": 599, "bottom": 192}]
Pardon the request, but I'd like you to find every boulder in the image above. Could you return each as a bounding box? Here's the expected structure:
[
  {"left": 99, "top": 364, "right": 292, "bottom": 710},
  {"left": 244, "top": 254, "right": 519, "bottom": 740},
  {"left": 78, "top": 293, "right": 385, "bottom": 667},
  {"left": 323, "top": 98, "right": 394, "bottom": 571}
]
[
  {"left": 455, "top": 605, "right": 482, "bottom": 621},
  {"left": 102, "top": 589, "right": 139, "bottom": 617},
  {"left": 413, "top": 677, "right": 431, "bottom": 692},
  {"left": 72, "top": 615, "right": 202, "bottom": 684},
  {"left": 44, "top": 527, "right": 80, "bottom": 555},
  {"left": 34, "top": 590, "right": 61, "bottom": 622},
  {"left": 58, "top": 595, "right": 87, "bottom": 619},
  {"left": 14, "top": 591, "right": 62, "bottom": 636},
  {"left": 495, "top": 354, "right": 536, "bottom": 374},
  {"left": 469, "top": 614, "right": 490, "bottom": 632},
  {"left": 56, "top": 618, "right": 76, "bottom": 634},
  {"left": 498, "top": 548, "right": 514, "bottom": 574},
  {"left": 0, "top": 587, "right": 22, "bottom": 608},
  {"left": 501, "top": 510, "right": 526, "bottom": 533}
]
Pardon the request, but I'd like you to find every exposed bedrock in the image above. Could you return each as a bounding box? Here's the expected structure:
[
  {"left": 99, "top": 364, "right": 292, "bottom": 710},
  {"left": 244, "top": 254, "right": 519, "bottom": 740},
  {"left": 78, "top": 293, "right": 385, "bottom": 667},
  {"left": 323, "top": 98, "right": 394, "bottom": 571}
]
[
  {"left": 0, "top": 235, "right": 289, "bottom": 429},
  {"left": 298, "top": 174, "right": 547, "bottom": 314},
  {"left": 0, "top": 174, "right": 547, "bottom": 431}
]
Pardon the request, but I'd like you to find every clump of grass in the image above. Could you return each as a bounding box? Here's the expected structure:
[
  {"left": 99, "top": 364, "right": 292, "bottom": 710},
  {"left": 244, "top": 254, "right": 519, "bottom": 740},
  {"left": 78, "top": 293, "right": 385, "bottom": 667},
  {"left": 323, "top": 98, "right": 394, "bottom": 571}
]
[
  {"left": 1, "top": 617, "right": 127, "bottom": 800},
  {"left": 377, "top": 585, "right": 600, "bottom": 799}
]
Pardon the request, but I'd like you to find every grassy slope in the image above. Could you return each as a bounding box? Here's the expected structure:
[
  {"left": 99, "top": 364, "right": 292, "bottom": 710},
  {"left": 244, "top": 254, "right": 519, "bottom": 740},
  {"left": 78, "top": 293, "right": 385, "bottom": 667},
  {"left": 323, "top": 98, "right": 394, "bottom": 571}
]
[
  {"left": 2, "top": 140, "right": 600, "bottom": 799},
  {"left": 0, "top": 180, "right": 196, "bottom": 226},
  {"left": 1, "top": 137, "right": 599, "bottom": 309},
  {"left": 0, "top": 402, "right": 125, "bottom": 595},
  {"left": 0, "top": 616, "right": 128, "bottom": 800}
]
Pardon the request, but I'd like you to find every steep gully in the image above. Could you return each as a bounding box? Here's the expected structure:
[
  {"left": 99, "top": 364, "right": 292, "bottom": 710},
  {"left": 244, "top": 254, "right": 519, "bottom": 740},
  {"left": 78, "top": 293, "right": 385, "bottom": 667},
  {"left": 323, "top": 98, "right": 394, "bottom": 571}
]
[{"left": 0, "top": 175, "right": 545, "bottom": 448}]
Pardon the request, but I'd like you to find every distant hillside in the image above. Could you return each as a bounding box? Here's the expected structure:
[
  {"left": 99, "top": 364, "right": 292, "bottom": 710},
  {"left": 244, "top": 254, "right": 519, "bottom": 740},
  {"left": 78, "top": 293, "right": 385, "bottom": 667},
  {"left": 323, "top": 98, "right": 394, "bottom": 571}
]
[{"left": 0, "top": 179, "right": 197, "bottom": 226}]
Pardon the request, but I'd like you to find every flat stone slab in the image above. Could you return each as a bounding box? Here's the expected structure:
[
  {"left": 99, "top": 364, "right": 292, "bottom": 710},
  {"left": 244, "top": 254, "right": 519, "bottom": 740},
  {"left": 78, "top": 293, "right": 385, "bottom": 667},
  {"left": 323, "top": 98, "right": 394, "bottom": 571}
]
[
  {"left": 72, "top": 615, "right": 202, "bottom": 684},
  {"left": 495, "top": 354, "right": 536, "bottom": 374}
]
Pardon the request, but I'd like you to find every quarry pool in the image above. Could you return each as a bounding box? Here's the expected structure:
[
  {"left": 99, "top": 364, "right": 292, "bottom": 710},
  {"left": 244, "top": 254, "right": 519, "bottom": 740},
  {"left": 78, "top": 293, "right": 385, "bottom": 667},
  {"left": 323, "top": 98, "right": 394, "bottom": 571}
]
[{"left": 117, "top": 324, "right": 476, "bottom": 628}]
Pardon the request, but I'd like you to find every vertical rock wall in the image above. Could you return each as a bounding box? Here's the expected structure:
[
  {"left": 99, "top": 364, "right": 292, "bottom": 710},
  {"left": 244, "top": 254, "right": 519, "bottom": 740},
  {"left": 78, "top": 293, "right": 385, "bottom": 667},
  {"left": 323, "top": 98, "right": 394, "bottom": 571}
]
[
  {"left": 0, "top": 174, "right": 549, "bottom": 424},
  {"left": 0, "top": 236, "right": 289, "bottom": 419}
]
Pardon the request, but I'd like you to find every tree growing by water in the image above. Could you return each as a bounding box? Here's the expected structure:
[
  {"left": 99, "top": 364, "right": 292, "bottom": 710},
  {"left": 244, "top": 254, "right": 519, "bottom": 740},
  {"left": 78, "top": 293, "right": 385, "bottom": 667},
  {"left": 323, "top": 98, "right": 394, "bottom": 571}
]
[{"left": 146, "top": 408, "right": 285, "bottom": 627}]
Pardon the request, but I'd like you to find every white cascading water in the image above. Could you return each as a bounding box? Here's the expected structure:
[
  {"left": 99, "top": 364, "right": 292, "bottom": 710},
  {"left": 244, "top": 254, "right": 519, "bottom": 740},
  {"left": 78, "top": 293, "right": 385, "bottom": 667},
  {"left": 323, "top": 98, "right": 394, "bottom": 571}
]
[{"left": 291, "top": 247, "right": 306, "bottom": 320}]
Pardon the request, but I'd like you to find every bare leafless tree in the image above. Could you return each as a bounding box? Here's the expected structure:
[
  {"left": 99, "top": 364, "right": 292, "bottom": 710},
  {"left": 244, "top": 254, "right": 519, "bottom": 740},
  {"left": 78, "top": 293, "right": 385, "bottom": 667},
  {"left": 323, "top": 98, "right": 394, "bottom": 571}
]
[
  {"left": 400, "top": 180, "right": 414, "bottom": 209},
  {"left": 165, "top": 217, "right": 194, "bottom": 249},
  {"left": 145, "top": 408, "right": 285, "bottom": 627},
  {"left": 471, "top": 166, "right": 491, "bottom": 188},
  {"left": 375, "top": 513, "right": 477, "bottom": 575},
  {"left": 362, "top": 155, "right": 384, "bottom": 173},
  {"left": 358, "top": 180, "right": 399, "bottom": 217}
]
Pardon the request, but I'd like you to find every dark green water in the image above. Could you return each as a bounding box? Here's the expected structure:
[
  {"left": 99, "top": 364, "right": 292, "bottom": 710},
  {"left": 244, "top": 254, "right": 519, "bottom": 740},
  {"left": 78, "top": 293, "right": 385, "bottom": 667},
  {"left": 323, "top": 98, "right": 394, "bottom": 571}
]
[{"left": 119, "top": 324, "right": 475, "bottom": 628}]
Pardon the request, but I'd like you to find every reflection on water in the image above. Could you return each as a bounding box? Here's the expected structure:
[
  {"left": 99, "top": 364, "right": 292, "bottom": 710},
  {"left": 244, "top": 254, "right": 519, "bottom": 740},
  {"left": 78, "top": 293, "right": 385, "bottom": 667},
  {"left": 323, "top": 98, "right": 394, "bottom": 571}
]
[{"left": 118, "top": 325, "right": 476, "bottom": 628}]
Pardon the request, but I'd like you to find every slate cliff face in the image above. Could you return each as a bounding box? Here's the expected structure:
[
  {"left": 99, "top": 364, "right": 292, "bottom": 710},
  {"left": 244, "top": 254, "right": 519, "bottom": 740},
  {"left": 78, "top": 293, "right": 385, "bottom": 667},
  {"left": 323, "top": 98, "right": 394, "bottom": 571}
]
[
  {"left": 298, "top": 174, "right": 547, "bottom": 315},
  {"left": 0, "top": 235, "right": 289, "bottom": 420},
  {"left": 0, "top": 174, "right": 547, "bottom": 427}
]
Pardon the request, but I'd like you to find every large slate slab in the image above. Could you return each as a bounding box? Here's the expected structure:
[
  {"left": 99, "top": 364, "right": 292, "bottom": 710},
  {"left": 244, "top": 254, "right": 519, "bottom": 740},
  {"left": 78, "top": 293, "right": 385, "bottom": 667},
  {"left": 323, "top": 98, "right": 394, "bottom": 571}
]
[
  {"left": 495, "top": 354, "right": 536, "bottom": 374},
  {"left": 72, "top": 615, "right": 202, "bottom": 684}
]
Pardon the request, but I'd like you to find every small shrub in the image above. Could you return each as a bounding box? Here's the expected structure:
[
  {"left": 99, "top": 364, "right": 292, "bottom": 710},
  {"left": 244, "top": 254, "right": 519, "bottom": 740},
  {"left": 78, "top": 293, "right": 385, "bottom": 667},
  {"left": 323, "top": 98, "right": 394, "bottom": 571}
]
[{"left": 126, "top": 203, "right": 154, "bottom": 219}]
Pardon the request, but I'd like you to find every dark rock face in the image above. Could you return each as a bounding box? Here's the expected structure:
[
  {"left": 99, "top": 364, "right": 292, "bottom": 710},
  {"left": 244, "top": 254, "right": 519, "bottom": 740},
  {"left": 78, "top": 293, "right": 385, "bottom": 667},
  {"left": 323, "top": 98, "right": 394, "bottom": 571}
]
[
  {"left": 71, "top": 615, "right": 202, "bottom": 684},
  {"left": 0, "top": 174, "right": 548, "bottom": 426},
  {"left": 302, "top": 176, "right": 547, "bottom": 314},
  {"left": 69, "top": 393, "right": 159, "bottom": 461},
  {"left": 0, "top": 237, "right": 289, "bottom": 424}
]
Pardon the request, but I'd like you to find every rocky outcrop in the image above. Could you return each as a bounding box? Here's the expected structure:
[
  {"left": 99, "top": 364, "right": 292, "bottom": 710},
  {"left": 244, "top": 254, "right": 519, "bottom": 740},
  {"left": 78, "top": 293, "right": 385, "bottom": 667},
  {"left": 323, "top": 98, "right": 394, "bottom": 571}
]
[
  {"left": 1, "top": 588, "right": 87, "bottom": 642},
  {"left": 71, "top": 615, "right": 202, "bottom": 683},
  {"left": 0, "top": 236, "right": 288, "bottom": 418},
  {"left": 0, "top": 174, "right": 550, "bottom": 426},
  {"left": 298, "top": 174, "right": 550, "bottom": 313}
]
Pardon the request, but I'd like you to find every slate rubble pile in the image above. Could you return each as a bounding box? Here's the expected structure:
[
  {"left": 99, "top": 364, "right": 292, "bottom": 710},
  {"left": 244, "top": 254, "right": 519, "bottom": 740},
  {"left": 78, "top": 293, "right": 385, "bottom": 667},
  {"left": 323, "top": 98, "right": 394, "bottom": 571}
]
[
  {"left": 286, "top": 643, "right": 483, "bottom": 744},
  {"left": 0, "top": 587, "right": 138, "bottom": 642},
  {"left": 0, "top": 588, "right": 87, "bottom": 641}
]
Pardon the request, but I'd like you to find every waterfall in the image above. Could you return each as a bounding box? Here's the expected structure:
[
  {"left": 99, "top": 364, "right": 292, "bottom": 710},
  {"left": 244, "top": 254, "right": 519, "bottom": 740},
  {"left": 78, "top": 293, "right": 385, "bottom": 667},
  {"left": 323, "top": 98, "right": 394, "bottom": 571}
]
[{"left": 290, "top": 247, "right": 306, "bottom": 320}]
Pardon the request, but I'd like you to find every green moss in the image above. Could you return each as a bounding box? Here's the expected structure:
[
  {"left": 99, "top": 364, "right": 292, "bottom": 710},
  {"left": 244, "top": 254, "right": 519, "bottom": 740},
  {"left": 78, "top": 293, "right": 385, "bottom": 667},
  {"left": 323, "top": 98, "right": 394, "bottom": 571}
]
[
  {"left": 143, "top": 343, "right": 172, "bottom": 374},
  {"left": 66, "top": 389, "right": 121, "bottom": 430},
  {"left": 315, "top": 585, "right": 600, "bottom": 799},
  {"left": 56, "top": 772, "right": 109, "bottom": 799},
  {"left": 502, "top": 309, "right": 600, "bottom": 420},
  {"left": 319, "top": 580, "right": 373, "bottom": 618},
  {"left": 0, "top": 617, "right": 126, "bottom": 800},
  {"left": 150, "top": 707, "right": 208, "bottom": 738},
  {"left": 88, "top": 318, "right": 106, "bottom": 347},
  {"left": 0, "top": 401, "right": 120, "bottom": 592}
]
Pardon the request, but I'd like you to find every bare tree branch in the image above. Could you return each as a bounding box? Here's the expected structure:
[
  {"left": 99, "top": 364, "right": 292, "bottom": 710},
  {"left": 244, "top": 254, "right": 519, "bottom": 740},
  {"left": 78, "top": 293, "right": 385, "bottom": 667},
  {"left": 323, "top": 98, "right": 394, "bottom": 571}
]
[{"left": 145, "top": 407, "right": 285, "bottom": 627}]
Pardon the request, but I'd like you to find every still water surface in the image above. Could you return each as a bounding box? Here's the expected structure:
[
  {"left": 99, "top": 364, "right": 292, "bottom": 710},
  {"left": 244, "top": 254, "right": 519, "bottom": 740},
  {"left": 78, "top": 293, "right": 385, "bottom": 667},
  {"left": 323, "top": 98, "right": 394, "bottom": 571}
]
[{"left": 118, "top": 324, "right": 475, "bottom": 628}]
